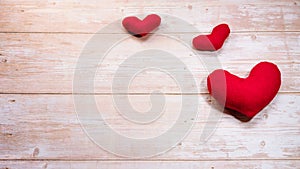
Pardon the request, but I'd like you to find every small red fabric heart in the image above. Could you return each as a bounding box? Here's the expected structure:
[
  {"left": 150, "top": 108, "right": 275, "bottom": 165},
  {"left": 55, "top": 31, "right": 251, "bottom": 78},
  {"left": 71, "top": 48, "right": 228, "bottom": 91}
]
[
  {"left": 122, "top": 14, "right": 161, "bottom": 37},
  {"left": 207, "top": 62, "right": 281, "bottom": 120},
  {"left": 193, "top": 23, "right": 230, "bottom": 51}
]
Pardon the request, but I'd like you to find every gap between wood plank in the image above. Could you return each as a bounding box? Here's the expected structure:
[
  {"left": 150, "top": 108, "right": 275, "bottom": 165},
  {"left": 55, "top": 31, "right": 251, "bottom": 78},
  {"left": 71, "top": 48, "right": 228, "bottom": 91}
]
[
  {"left": 0, "top": 158, "right": 299, "bottom": 162},
  {"left": 0, "top": 31, "right": 300, "bottom": 34},
  {"left": 0, "top": 92, "right": 298, "bottom": 95}
]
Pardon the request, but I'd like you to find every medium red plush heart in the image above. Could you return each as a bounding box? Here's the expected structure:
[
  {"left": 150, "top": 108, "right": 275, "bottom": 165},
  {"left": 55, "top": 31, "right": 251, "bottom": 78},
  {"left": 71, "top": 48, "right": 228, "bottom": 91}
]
[
  {"left": 193, "top": 23, "right": 230, "bottom": 51},
  {"left": 122, "top": 14, "right": 161, "bottom": 37},
  {"left": 207, "top": 62, "right": 281, "bottom": 120}
]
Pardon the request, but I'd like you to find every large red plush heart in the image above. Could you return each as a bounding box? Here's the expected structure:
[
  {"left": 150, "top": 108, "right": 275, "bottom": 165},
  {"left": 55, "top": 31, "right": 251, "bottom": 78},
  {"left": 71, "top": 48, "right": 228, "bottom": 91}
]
[
  {"left": 122, "top": 14, "right": 161, "bottom": 37},
  {"left": 207, "top": 62, "right": 281, "bottom": 120},
  {"left": 193, "top": 23, "right": 230, "bottom": 51}
]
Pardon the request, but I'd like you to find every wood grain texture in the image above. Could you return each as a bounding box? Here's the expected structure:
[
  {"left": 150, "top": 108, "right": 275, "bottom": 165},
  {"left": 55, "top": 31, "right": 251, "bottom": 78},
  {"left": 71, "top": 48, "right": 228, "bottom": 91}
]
[
  {"left": 0, "top": 160, "right": 300, "bottom": 169},
  {"left": 0, "top": 33, "right": 299, "bottom": 94},
  {"left": 0, "top": 0, "right": 299, "bottom": 168},
  {"left": 0, "top": 0, "right": 299, "bottom": 33},
  {"left": 0, "top": 94, "right": 299, "bottom": 160}
]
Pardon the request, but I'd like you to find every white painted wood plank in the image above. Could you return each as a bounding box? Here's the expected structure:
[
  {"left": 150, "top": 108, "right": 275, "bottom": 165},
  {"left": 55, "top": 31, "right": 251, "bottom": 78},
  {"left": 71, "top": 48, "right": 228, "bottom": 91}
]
[
  {"left": 0, "top": 0, "right": 299, "bottom": 166},
  {"left": 0, "top": 160, "right": 300, "bottom": 169},
  {"left": 0, "top": 94, "right": 299, "bottom": 159},
  {"left": 0, "top": 33, "right": 299, "bottom": 93},
  {"left": 0, "top": 1, "right": 299, "bottom": 32}
]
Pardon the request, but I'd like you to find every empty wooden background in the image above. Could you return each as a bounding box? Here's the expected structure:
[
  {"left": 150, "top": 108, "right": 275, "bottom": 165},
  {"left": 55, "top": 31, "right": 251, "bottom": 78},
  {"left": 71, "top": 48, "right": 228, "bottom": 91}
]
[{"left": 0, "top": 0, "right": 299, "bottom": 168}]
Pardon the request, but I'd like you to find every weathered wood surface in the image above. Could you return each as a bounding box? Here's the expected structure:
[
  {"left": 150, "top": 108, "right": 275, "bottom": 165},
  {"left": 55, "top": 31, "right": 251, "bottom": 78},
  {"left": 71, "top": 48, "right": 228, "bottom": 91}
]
[
  {"left": 0, "top": 33, "right": 299, "bottom": 94},
  {"left": 0, "top": 94, "right": 299, "bottom": 159},
  {"left": 0, "top": 0, "right": 299, "bottom": 33},
  {"left": 0, "top": 0, "right": 299, "bottom": 168},
  {"left": 0, "top": 160, "right": 299, "bottom": 169}
]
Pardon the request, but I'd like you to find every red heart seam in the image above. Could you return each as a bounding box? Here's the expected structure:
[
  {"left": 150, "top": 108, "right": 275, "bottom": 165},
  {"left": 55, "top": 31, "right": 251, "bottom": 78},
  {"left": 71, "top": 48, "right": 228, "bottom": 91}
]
[
  {"left": 122, "top": 14, "right": 161, "bottom": 37},
  {"left": 193, "top": 23, "right": 230, "bottom": 51},
  {"left": 207, "top": 62, "right": 281, "bottom": 120}
]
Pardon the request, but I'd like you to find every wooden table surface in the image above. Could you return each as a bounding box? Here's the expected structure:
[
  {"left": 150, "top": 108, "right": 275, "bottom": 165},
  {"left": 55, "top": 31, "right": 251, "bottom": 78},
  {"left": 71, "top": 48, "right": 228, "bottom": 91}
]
[{"left": 0, "top": 0, "right": 299, "bottom": 168}]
